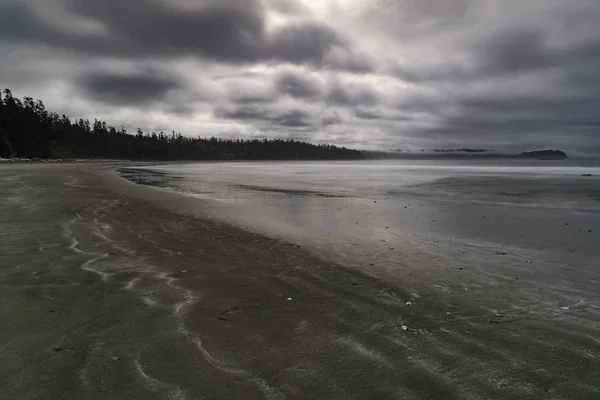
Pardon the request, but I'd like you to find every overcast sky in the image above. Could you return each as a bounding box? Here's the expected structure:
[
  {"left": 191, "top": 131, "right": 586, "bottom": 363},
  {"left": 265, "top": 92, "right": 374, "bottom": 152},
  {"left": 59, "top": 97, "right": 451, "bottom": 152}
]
[{"left": 1, "top": 0, "right": 599, "bottom": 153}]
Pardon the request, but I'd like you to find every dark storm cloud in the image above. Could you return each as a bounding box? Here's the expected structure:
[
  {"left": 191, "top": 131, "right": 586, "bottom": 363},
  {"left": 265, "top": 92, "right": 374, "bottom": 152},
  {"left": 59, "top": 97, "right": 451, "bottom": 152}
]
[
  {"left": 0, "top": 2, "right": 50, "bottom": 43},
  {"left": 0, "top": 0, "right": 355, "bottom": 70},
  {"left": 79, "top": 70, "right": 181, "bottom": 105},
  {"left": 392, "top": 22, "right": 600, "bottom": 83},
  {"left": 391, "top": 63, "right": 473, "bottom": 84},
  {"left": 266, "top": 22, "right": 346, "bottom": 65},
  {"left": 325, "top": 49, "right": 375, "bottom": 74},
  {"left": 214, "top": 105, "right": 315, "bottom": 128},
  {"left": 325, "top": 81, "right": 379, "bottom": 106},
  {"left": 234, "top": 69, "right": 382, "bottom": 111},
  {"left": 270, "top": 109, "right": 315, "bottom": 128},
  {"left": 390, "top": 29, "right": 560, "bottom": 83},
  {"left": 403, "top": 87, "right": 600, "bottom": 153},
  {"left": 353, "top": 108, "right": 411, "bottom": 122},
  {"left": 354, "top": 109, "right": 382, "bottom": 120},
  {"left": 479, "top": 29, "right": 556, "bottom": 74},
  {"left": 230, "top": 93, "right": 276, "bottom": 105},
  {"left": 454, "top": 94, "right": 600, "bottom": 131},
  {"left": 275, "top": 70, "right": 323, "bottom": 99},
  {"left": 321, "top": 111, "right": 343, "bottom": 126}
]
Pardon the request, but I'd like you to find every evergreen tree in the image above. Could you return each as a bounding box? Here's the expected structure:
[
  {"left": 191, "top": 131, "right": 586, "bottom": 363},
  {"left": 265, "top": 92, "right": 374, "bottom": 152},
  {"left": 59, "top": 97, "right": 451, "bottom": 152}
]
[{"left": 0, "top": 88, "right": 364, "bottom": 161}]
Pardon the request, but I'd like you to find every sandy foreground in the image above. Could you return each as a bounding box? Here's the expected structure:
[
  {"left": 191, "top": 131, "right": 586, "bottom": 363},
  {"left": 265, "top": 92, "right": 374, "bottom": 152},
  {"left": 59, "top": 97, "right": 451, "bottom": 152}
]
[{"left": 1, "top": 164, "right": 599, "bottom": 400}]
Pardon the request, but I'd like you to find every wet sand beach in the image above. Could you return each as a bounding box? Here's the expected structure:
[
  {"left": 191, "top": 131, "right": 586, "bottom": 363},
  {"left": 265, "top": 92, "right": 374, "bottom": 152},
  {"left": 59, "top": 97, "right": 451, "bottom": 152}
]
[{"left": 1, "top": 163, "right": 600, "bottom": 400}]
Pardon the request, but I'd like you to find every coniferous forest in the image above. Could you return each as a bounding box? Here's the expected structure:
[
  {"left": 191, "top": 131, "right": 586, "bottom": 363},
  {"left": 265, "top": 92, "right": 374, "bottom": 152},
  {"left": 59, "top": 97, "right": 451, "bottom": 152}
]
[{"left": 0, "top": 89, "right": 364, "bottom": 161}]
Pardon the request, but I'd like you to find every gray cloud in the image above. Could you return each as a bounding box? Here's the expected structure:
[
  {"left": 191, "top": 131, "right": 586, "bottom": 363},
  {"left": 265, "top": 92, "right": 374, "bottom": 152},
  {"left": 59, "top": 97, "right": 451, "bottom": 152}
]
[
  {"left": 275, "top": 70, "right": 323, "bottom": 99},
  {"left": 479, "top": 29, "right": 555, "bottom": 75},
  {"left": 1, "top": 0, "right": 599, "bottom": 152},
  {"left": 326, "top": 80, "right": 379, "bottom": 106},
  {"left": 321, "top": 110, "right": 343, "bottom": 126},
  {"left": 79, "top": 69, "right": 181, "bottom": 105},
  {"left": 264, "top": 0, "right": 311, "bottom": 16},
  {"left": 266, "top": 22, "right": 345, "bottom": 65},
  {"left": 270, "top": 109, "right": 315, "bottom": 128},
  {"left": 354, "top": 109, "right": 382, "bottom": 120},
  {"left": 0, "top": 0, "right": 356, "bottom": 69},
  {"left": 214, "top": 104, "right": 316, "bottom": 128}
]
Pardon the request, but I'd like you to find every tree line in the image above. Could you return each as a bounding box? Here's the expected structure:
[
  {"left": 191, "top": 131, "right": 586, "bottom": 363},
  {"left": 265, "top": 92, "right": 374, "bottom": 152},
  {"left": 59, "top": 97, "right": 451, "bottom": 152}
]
[{"left": 0, "top": 89, "right": 364, "bottom": 161}]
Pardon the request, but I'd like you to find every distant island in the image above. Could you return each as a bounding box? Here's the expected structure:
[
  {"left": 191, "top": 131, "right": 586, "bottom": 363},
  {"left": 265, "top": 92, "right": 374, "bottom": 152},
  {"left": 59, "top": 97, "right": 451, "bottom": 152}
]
[
  {"left": 520, "top": 150, "right": 567, "bottom": 159},
  {"left": 433, "top": 148, "right": 492, "bottom": 153}
]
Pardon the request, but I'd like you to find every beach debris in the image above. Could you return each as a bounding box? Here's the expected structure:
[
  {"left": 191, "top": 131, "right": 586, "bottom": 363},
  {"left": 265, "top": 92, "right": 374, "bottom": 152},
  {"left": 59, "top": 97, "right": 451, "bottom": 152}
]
[
  {"left": 400, "top": 325, "right": 408, "bottom": 331},
  {"left": 560, "top": 306, "right": 570, "bottom": 311},
  {"left": 487, "top": 319, "right": 501, "bottom": 324},
  {"left": 287, "top": 297, "right": 293, "bottom": 301},
  {"left": 406, "top": 301, "right": 412, "bottom": 306},
  {"left": 181, "top": 270, "right": 188, "bottom": 274},
  {"left": 526, "top": 260, "right": 532, "bottom": 263},
  {"left": 217, "top": 316, "right": 228, "bottom": 321},
  {"left": 111, "top": 357, "right": 119, "bottom": 361}
]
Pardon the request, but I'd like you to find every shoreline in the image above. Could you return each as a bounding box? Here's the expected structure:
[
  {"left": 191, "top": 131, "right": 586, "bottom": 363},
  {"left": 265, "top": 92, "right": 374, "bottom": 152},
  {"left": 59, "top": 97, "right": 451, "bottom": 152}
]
[{"left": 1, "top": 163, "right": 599, "bottom": 399}]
